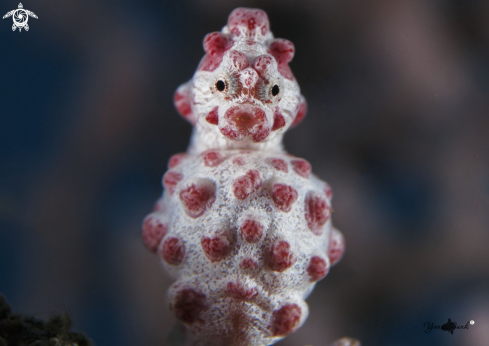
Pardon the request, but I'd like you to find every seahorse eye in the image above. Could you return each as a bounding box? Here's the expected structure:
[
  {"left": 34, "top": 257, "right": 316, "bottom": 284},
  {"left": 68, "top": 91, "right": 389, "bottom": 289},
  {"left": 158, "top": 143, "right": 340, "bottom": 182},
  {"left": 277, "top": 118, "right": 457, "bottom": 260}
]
[
  {"left": 272, "top": 84, "right": 280, "bottom": 96},
  {"left": 216, "top": 80, "right": 226, "bottom": 92}
]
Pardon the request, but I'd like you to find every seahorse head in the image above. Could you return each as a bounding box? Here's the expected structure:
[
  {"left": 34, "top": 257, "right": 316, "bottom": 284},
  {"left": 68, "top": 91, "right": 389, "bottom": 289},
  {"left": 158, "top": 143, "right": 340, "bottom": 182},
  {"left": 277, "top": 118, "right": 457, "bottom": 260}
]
[{"left": 174, "top": 8, "right": 307, "bottom": 148}]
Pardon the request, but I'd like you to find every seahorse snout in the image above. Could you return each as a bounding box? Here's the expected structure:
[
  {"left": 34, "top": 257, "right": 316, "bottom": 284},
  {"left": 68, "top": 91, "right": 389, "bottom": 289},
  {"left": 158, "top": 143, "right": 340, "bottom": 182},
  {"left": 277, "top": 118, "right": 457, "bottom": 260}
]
[{"left": 220, "top": 105, "right": 270, "bottom": 142}]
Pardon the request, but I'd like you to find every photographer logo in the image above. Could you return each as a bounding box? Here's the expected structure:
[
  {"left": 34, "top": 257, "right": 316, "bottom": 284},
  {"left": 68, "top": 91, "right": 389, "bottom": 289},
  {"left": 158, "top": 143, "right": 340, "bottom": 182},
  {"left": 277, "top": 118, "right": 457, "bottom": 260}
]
[{"left": 3, "top": 3, "right": 37, "bottom": 32}]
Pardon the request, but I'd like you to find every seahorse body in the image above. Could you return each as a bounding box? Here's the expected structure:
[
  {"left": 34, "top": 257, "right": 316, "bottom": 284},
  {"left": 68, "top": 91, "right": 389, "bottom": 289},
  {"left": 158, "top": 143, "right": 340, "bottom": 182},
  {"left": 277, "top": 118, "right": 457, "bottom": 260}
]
[{"left": 142, "top": 8, "right": 345, "bottom": 346}]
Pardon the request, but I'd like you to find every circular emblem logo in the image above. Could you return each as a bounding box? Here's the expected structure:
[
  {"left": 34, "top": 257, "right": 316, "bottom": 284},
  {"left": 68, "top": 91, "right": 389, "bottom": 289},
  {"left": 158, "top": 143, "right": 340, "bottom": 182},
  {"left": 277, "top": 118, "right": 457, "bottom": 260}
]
[{"left": 13, "top": 9, "right": 28, "bottom": 27}]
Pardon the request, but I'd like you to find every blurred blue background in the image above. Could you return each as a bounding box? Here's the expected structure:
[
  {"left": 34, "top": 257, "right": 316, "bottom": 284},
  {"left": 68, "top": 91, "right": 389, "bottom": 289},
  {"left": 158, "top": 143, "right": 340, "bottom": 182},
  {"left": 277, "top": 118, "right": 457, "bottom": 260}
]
[{"left": 1, "top": 0, "right": 488, "bottom": 345}]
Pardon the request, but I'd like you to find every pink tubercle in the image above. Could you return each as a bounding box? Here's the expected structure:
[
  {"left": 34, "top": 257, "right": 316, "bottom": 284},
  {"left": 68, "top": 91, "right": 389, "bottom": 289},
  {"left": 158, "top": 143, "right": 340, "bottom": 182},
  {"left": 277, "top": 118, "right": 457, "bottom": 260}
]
[
  {"left": 198, "top": 32, "right": 232, "bottom": 72},
  {"left": 142, "top": 216, "right": 168, "bottom": 253},
  {"left": 228, "top": 50, "right": 250, "bottom": 71},
  {"left": 329, "top": 230, "right": 345, "bottom": 266},
  {"left": 240, "top": 218, "right": 264, "bottom": 243},
  {"left": 270, "top": 303, "right": 302, "bottom": 336},
  {"left": 232, "top": 156, "right": 246, "bottom": 165},
  {"left": 161, "top": 236, "right": 185, "bottom": 265},
  {"left": 204, "top": 32, "right": 232, "bottom": 56},
  {"left": 307, "top": 256, "right": 329, "bottom": 282},
  {"left": 205, "top": 106, "right": 219, "bottom": 125},
  {"left": 152, "top": 199, "right": 165, "bottom": 212},
  {"left": 304, "top": 192, "right": 330, "bottom": 235},
  {"left": 239, "top": 257, "right": 258, "bottom": 270},
  {"left": 291, "top": 159, "right": 311, "bottom": 178},
  {"left": 163, "top": 171, "right": 183, "bottom": 195},
  {"left": 271, "top": 183, "right": 298, "bottom": 212},
  {"left": 272, "top": 111, "right": 286, "bottom": 131},
  {"left": 174, "top": 89, "right": 194, "bottom": 123},
  {"left": 203, "top": 150, "right": 223, "bottom": 167},
  {"left": 252, "top": 55, "right": 275, "bottom": 79},
  {"left": 225, "top": 282, "right": 258, "bottom": 300},
  {"left": 179, "top": 180, "right": 216, "bottom": 218},
  {"left": 268, "top": 39, "right": 295, "bottom": 80},
  {"left": 201, "top": 232, "right": 232, "bottom": 262},
  {"left": 168, "top": 153, "right": 188, "bottom": 169},
  {"left": 324, "top": 182, "right": 333, "bottom": 200},
  {"left": 291, "top": 98, "right": 307, "bottom": 127},
  {"left": 269, "top": 240, "right": 296, "bottom": 272},
  {"left": 233, "top": 169, "right": 261, "bottom": 200},
  {"left": 227, "top": 8, "right": 270, "bottom": 38},
  {"left": 269, "top": 158, "right": 288, "bottom": 173},
  {"left": 171, "top": 287, "right": 207, "bottom": 324}
]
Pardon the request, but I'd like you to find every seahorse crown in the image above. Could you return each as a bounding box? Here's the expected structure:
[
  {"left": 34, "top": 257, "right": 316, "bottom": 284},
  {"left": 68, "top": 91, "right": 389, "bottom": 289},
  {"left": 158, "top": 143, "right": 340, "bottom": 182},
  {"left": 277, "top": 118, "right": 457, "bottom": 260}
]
[{"left": 174, "top": 8, "right": 307, "bottom": 154}]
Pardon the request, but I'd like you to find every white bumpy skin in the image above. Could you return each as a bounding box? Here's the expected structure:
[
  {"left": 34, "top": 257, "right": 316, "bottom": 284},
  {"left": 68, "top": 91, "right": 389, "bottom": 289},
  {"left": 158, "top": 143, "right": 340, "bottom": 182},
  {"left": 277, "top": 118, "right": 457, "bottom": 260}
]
[{"left": 142, "top": 8, "right": 345, "bottom": 346}]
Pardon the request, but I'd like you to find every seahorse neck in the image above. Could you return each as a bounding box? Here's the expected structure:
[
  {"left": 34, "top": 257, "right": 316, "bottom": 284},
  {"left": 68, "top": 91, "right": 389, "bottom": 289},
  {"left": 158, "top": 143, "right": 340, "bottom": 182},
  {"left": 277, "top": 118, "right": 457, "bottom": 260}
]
[{"left": 187, "top": 127, "right": 285, "bottom": 155}]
